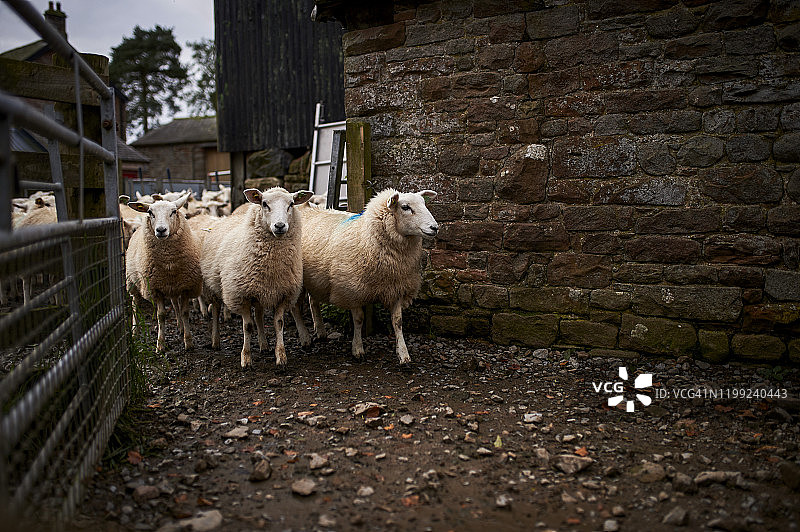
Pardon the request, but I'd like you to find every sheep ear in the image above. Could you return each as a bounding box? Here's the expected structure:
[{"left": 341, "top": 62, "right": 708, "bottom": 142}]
[
  {"left": 244, "top": 189, "right": 262, "bottom": 204},
  {"left": 419, "top": 190, "right": 437, "bottom": 200},
  {"left": 173, "top": 192, "right": 190, "bottom": 209},
  {"left": 128, "top": 202, "right": 150, "bottom": 214},
  {"left": 135, "top": 191, "right": 143, "bottom": 200},
  {"left": 35, "top": 197, "right": 45, "bottom": 207},
  {"left": 119, "top": 194, "right": 130, "bottom": 204},
  {"left": 152, "top": 193, "right": 163, "bottom": 201},
  {"left": 387, "top": 192, "right": 400, "bottom": 210},
  {"left": 293, "top": 190, "right": 313, "bottom": 205}
]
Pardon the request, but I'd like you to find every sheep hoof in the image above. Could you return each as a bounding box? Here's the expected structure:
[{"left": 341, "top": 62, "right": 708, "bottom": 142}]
[{"left": 398, "top": 355, "right": 411, "bottom": 365}]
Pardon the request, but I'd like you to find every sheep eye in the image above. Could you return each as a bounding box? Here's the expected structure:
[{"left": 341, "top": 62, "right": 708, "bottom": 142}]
[
  {"left": 287, "top": 202, "right": 293, "bottom": 211},
  {"left": 262, "top": 201, "right": 270, "bottom": 211},
  {"left": 401, "top": 204, "right": 412, "bottom": 212}
]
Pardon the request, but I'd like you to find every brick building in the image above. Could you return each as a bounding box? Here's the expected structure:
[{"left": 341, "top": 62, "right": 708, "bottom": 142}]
[
  {"left": 313, "top": 0, "right": 800, "bottom": 363},
  {"left": 131, "top": 116, "right": 229, "bottom": 180}
]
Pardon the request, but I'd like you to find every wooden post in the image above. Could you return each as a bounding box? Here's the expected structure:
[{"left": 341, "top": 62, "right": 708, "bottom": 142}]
[
  {"left": 345, "top": 121, "right": 371, "bottom": 213},
  {"left": 345, "top": 121, "right": 374, "bottom": 334},
  {"left": 230, "top": 151, "right": 247, "bottom": 210}
]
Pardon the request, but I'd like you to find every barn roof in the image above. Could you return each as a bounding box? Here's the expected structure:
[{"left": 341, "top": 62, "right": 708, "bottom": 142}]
[
  {"left": 131, "top": 117, "right": 217, "bottom": 147},
  {"left": 117, "top": 139, "right": 150, "bottom": 163}
]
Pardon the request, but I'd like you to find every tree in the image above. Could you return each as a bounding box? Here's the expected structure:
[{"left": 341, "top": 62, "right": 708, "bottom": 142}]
[
  {"left": 186, "top": 38, "right": 217, "bottom": 116},
  {"left": 110, "top": 25, "right": 188, "bottom": 135}
]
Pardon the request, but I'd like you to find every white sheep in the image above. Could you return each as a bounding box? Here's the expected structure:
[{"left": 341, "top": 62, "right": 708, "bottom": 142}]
[
  {"left": 126, "top": 193, "right": 202, "bottom": 352},
  {"left": 15, "top": 196, "right": 58, "bottom": 305},
  {"left": 297, "top": 188, "right": 438, "bottom": 364},
  {"left": 308, "top": 194, "right": 327, "bottom": 209},
  {"left": 201, "top": 187, "right": 313, "bottom": 367}
]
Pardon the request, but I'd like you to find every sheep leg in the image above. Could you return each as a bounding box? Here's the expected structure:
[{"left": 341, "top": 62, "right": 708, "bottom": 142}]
[
  {"left": 351, "top": 307, "right": 365, "bottom": 359},
  {"left": 22, "top": 276, "right": 31, "bottom": 306},
  {"left": 309, "top": 296, "right": 327, "bottom": 339},
  {"left": 131, "top": 293, "right": 143, "bottom": 334},
  {"left": 391, "top": 300, "right": 410, "bottom": 365},
  {"left": 240, "top": 305, "right": 254, "bottom": 367},
  {"left": 180, "top": 295, "right": 193, "bottom": 350},
  {"left": 155, "top": 297, "right": 167, "bottom": 353},
  {"left": 290, "top": 302, "right": 312, "bottom": 347},
  {"left": 210, "top": 300, "right": 221, "bottom": 349},
  {"left": 274, "top": 301, "right": 287, "bottom": 366},
  {"left": 198, "top": 296, "right": 209, "bottom": 318},
  {"left": 223, "top": 304, "right": 231, "bottom": 322},
  {"left": 253, "top": 302, "right": 267, "bottom": 352},
  {"left": 171, "top": 297, "right": 183, "bottom": 334}
]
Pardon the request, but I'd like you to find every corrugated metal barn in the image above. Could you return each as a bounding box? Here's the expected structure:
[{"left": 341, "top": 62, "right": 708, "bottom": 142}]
[{"left": 214, "top": 0, "right": 345, "bottom": 153}]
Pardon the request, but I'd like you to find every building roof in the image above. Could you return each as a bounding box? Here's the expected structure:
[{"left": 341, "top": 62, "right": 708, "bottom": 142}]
[
  {"left": 0, "top": 40, "right": 50, "bottom": 62},
  {"left": 131, "top": 117, "right": 218, "bottom": 147},
  {"left": 117, "top": 138, "right": 150, "bottom": 163}
]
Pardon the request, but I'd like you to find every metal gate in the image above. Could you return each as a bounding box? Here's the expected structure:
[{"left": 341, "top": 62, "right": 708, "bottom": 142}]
[{"left": 0, "top": 0, "right": 129, "bottom": 523}]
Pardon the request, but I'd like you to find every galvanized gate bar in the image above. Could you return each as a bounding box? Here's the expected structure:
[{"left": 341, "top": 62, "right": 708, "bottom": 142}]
[
  {"left": 0, "top": 91, "right": 115, "bottom": 164},
  {"left": 0, "top": 112, "right": 11, "bottom": 232},
  {"left": 0, "top": 218, "right": 118, "bottom": 253},
  {"left": 0, "top": 305, "right": 123, "bottom": 451},
  {"left": 3, "top": 0, "right": 113, "bottom": 100}
]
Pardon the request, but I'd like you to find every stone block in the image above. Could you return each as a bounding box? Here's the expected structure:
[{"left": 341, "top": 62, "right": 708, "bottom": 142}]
[
  {"left": 451, "top": 72, "right": 501, "bottom": 97},
  {"left": 457, "top": 178, "right": 493, "bottom": 202},
  {"left": 637, "top": 142, "right": 676, "bottom": 175},
  {"left": 676, "top": 135, "right": 724, "bottom": 167},
  {"left": 742, "top": 303, "right": 800, "bottom": 332},
  {"left": 495, "top": 144, "right": 548, "bottom": 203},
  {"left": 525, "top": 5, "right": 580, "bottom": 40},
  {"left": 343, "top": 23, "right": 406, "bottom": 56},
  {"left": 430, "top": 250, "right": 468, "bottom": 270},
  {"left": 491, "top": 313, "right": 560, "bottom": 347},
  {"left": 718, "top": 266, "right": 764, "bottom": 288},
  {"left": 439, "top": 144, "right": 480, "bottom": 177},
  {"left": 473, "top": 284, "right": 508, "bottom": 309},
  {"left": 431, "top": 314, "right": 466, "bottom": 336},
  {"left": 699, "top": 165, "right": 783, "bottom": 204},
  {"left": 488, "top": 253, "right": 531, "bottom": 284},
  {"left": 586, "top": 0, "right": 679, "bottom": 19},
  {"left": 504, "top": 222, "right": 569, "bottom": 252},
  {"left": 731, "top": 334, "right": 786, "bottom": 360},
  {"left": 705, "top": 235, "right": 782, "bottom": 265},
  {"left": 634, "top": 208, "right": 721, "bottom": 233},
  {"left": 594, "top": 177, "right": 687, "bottom": 206},
  {"left": 631, "top": 285, "right": 743, "bottom": 322},
  {"left": 722, "top": 81, "right": 800, "bottom": 104},
  {"left": 545, "top": 93, "right": 604, "bottom": 117},
  {"left": 614, "top": 264, "right": 664, "bottom": 284},
  {"left": 722, "top": 206, "right": 765, "bottom": 232},
  {"left": 703, "top": 109, "right": 736, "bottom": 133},
  {"left": 603, "top": 89, "right": 686, "bottom": 114},
  {"left": 625, "top": 236, "right": 701, "bottom": 263},
  {"left": 474, "top": 0, "right": 542, "bottom": 18},
  {"left": 620, "top": 314, "right": 697, "bottom": 356},
  {"left": 765, "top": 270, "right": 800, "bottom": 301},
  {"left": 702, "top": 0, "right": 769, "bottom": 31},
  {"left": 420, "top": 77, "right": 451, "bottom": 101},
  {"left": 547, "top": 254, "right": 613, "bottom": 288},
  {"left": 724, "top": 25, "right": 776, "bottom": 54},
  {"left": 663, "top": 265, "right": 718, "bottom": 285},
  {"left": 774, "top": 132, "right": 800, "bottom": 162},
  {"left": 591, "top": 289, "right": 632, "bottom": 311},
  {"left": 698, "top": 330, "right": 730, "bottom": 363},
  {"left": 736, "top": 107, "right": 780, "bottom": 131},
  {"left": 513, "top": 42, "right": 545, "bottom": 73},
  {"left": 725, "top": 134, "right": 771, "bottom": 162},
  {"left": 476, "top": 44, "right": 516, "bottom": 69},
  {"left": 437, "top": 222, "right": 504, "bottom": 251},
  {"left": 665, "top": 33, "right": 724, "bottom": 59},
  {"left": 405, "top": 23, "right": 463, "bottom": 47},
  {"left": 552, "top": 136, "right": 636, "bottom": 178},
  {"left": 582, "top": 234, "right": 622, "bottom": 254},
  {"left": 789, "top": 339, "right": 800, "bottom": 364},
  {"left": 788, "top": 169, "right": 800, "bottom": 202},
  {"left": 646, "top": 6, "right": 699, "bottom": 37},
  {"left": 428, "top": 203, "right": 462, "bottom": 222},
  {"left": 510, "top": 287, "right": 589, "bottom": 314},
  {"left": 564, "top": 206, "right": 632, "bottom": 231},
  {"left": 767, "top": 205, "right": 800, "bottom": 236},
  {"left": 529, "top": 68, "right": 582, "bottom": 98},
  {"left": 560, "top": 320, "right": 618, "bottom": 347},
  {"left": 488, "top": 14, "right": 525, "bottom": 43}
]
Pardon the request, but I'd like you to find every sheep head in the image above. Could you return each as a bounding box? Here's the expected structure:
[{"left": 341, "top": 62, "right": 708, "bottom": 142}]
[
  {"left": 387, "top": 190, "right": 439, "bottom": 238},
  {"left": 129, "top": 192, "right": 189, "bottom": 240},
  {"left": 244, "top": 187, "right": 313, "bottom": 237}
]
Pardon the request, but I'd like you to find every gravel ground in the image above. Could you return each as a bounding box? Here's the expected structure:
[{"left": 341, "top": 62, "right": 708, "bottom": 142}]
[{"left": 71, "top": 310, "right": 800, "bottom": 532}]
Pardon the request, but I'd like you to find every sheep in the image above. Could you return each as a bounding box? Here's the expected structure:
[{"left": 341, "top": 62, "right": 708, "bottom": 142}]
[
  {"left": 125, "top": 193, "right": 202, "bottom": 352},
  {"left": 308, "top": 194, "right": 327, "bottom": 209},
  {"left": 134, "top": 191, "right": 156, "bottom": 204},
  {"left": 15, "top": 198, "right": 58, "bottom": 305},
  {"left": 201, "top": 187, "right": 313, "bottom": 367},
  {"left": 296, "top": 188, "right": 438, "bottom": 365}
]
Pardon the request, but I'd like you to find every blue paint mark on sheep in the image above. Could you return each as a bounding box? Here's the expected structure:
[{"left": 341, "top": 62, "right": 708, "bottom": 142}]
[{"left": 340, "top": 213, "right": 363, "bottom": 225}]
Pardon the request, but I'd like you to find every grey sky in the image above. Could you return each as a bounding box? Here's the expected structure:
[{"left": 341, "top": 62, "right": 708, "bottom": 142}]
[{"left": 0, "top": 0, "right": 214, "bottom": 62}]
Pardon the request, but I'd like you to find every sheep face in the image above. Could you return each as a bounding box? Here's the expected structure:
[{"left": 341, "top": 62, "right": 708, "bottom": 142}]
[
  {"left": 309, "top": 195, "right": 327, "bottom": 209},
  {"left": 129, "top": 193, "right": 189, "bottom": 240},
  {"left": 387, "top": 190, "right": 439, "bottom": 238},
  {"left": 244, "top": 188, "right": 313, "bottom": 237}
]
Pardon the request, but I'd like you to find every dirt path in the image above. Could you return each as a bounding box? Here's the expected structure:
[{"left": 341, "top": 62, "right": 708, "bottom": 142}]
[{"left": 74, "top": 312, "right": 800, "bottom": 531}]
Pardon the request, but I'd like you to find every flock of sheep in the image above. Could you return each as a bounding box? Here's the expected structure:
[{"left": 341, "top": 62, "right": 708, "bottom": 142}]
[{"left": 121, "top": 185, "right": 440, "bottom": 367}]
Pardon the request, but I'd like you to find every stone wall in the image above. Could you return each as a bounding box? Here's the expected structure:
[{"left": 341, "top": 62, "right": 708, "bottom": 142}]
[
  {"left": 135, "top": 144, "right": 205, "bottom": 180},
  {"left": 341, "top": 0, "right": 800, "bottom": 364}
]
